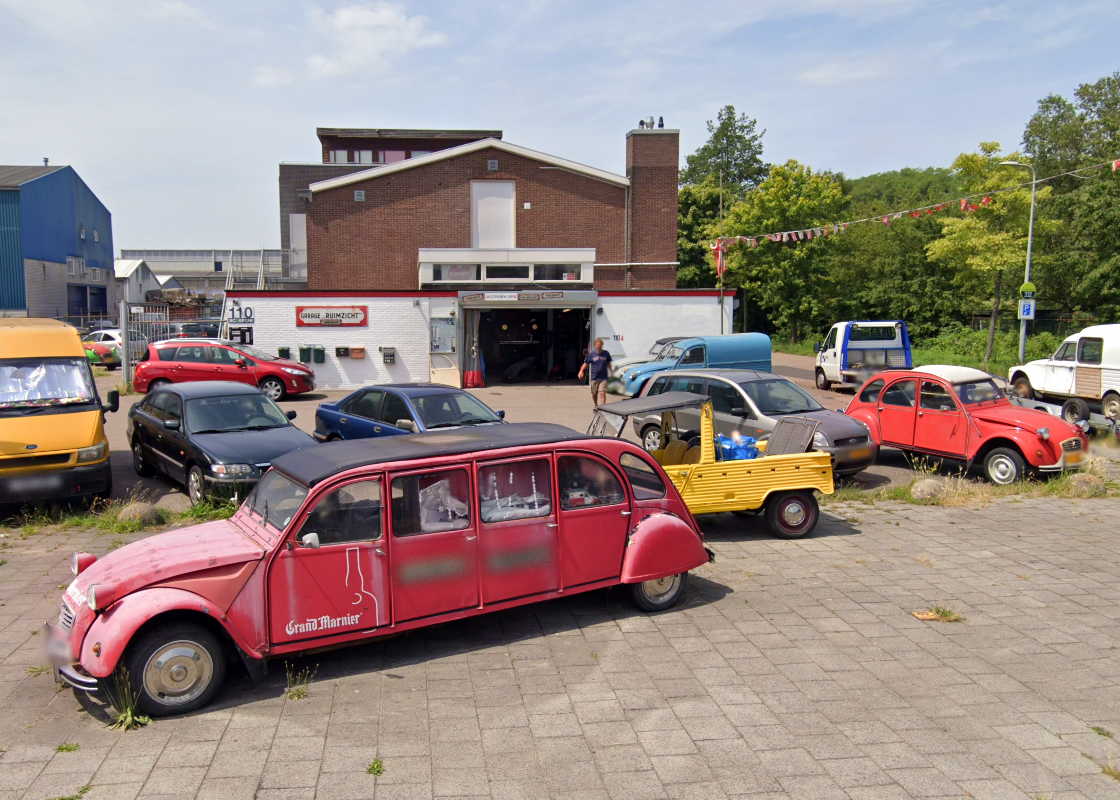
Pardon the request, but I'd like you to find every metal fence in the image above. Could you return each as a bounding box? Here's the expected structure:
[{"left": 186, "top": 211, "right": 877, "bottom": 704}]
[{"left": 121, "top": 302, "right": 172, "bottom": 382}]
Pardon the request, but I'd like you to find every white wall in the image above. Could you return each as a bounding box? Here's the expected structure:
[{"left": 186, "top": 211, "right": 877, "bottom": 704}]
[{"left": 592, "top": 294, "right": 733, "bottom": 361}]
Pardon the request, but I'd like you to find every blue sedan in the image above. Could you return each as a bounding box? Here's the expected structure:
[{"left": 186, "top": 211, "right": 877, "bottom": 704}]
[{"left": 313, "top": 383, "right": 505, "bottom": 442}]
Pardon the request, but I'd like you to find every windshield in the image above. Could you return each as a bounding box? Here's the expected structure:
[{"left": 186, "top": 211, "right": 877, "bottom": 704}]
[
  {"left": 246, "top": 470, "right": 308, "bottom": 531},
  {"left": 956, "top": 379, "right": 1004, "bottom": 405},
  {"left": 235, "top": 344, "right": 278, "bottom": 362},
  {"left": 660, "top": 345, "right": 683, "bottom": 362},
  {"left": 413, "top": 392, "right": 500, "bottom": 429},
  {"left": 0, "top": 358, "right": 97, "bottom": 414},
  {"left": 186, "top": 394, "right": 290, "bottom": 434},
  {"left": 739, "top": 378, "right": 823, "bottom": 415}
]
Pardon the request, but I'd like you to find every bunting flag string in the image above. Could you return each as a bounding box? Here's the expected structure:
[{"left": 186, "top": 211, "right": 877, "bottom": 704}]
[{"left": 709, "top": 156, "right": 1120, "bottom": 257}]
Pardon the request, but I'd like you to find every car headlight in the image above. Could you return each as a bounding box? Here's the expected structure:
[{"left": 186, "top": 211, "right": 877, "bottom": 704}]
[
  {"left": 212, "top": 463, "right": 253, "bottom": 474},
  {"left": 627, "top": 372, "right": 636, "bottom": 380},
  {"left": 282, "top": 367, "right": 307, "bottom": 375},
  {"left": 86, "top": 583, "right": 98, "bottom": 611},
  {"left": 1036, "top": 427, "right": 1050, "bottom": 441},
  {"left": 77, "top": 441, "right": 108, "bottom": 463},
  {"left": 813, "top": 431, "right": 829, "bottom": 448}
]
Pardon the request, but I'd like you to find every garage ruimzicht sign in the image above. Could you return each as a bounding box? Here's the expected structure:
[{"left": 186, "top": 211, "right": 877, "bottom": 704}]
[{"left": 296, "top": 306, "right": 369, "bottom": 327}]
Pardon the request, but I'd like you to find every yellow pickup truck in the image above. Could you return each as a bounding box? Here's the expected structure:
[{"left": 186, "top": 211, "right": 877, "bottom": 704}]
[{"left": 589, "top": 392, "right": 834, "bottom": 538}]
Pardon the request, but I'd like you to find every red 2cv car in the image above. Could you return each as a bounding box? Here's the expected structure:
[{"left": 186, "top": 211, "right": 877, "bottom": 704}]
[
  {"left": 846, "top": 366, "right": 1088, "bottom": 484},
  {"left": 47, "top": 424, "right": 713, "bottom": 716}
]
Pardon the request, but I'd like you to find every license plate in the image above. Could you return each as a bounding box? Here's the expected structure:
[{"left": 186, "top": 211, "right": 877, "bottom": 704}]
[
  {"left": 7, "top": 474, "right": 64, "bottom": 493},
  {"left": 1065, "top": 451, "right": 1082, "bottom": 467},
  {"left": 848, "top": 446, "right": 874, "bottom": 460}
]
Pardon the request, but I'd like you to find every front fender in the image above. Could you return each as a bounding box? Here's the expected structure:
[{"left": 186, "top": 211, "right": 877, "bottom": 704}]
[
  {"left": 621, "top": 512, "right": 709, "bottom": 584},
  {"left": 80, "top": 587, "right": 234, "bottom": 678},
  {"left": 847, "top": 408, "right": 881, "bottom": 444}
]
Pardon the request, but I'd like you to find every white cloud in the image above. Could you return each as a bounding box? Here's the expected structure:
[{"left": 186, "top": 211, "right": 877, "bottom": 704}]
[
  {"left": 798, "top": 56, "right": 891, "bottom": 86},
  {"left": 146, "top": 0, "right": 203, "bottom": 22},
  {"left": 305, "top": 2, "right": 445, "bottom": 80},
  {"left": 252, "top": 65, "right": 295, "bottom": 88}
]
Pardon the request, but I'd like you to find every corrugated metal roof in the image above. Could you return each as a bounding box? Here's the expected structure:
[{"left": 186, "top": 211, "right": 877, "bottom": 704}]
[
  {"left": 0, "top": 165, "right": 63, "bottom": 190},
  {"left": 114, "top": 258, "right": 145, "bottom": 279}
]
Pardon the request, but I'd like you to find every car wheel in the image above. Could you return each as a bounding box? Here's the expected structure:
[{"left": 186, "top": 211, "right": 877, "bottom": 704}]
[
  {"left": 1012, "top": 376, "right": 1034, "bottom": 399},
  {"left": 983, "top": 447, "right": 1025, "bottom": 485},
  {"left": 148, "top": 379, "right": 171, "bottom": 391},
  {"left": 765, "top": 490, "right": 819, "bottom": 539},
  {"left": 630, "top": 572, "right": 687, "bottom": 612},
  {"left": 1102, "top": 392, "right": 1120, "bottom": 421},
  {"left": 132, "top": 437, "right": 154, "bottom": 477},
  {"left": 1061, "top": 398, "right": 1091, "bottom": 425},
  {"left": 815, "top": 369, "right": 831, "bottom": 391},
  {"left": 259, "top": 377, "right": 286, "bottom": 401},
  {"left": 186, "top": 465, "right": 206, "bottom": 504},
  {"left": 126, "top": 621, "right": 226, "bottom": 717},
  {"left": 640, "top": 426, "right": 662, "bottom": 452}
]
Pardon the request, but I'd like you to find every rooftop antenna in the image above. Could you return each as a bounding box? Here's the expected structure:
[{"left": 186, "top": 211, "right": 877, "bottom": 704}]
[{"left": 43, "top": 157, "right": 49, "bottom": 166}]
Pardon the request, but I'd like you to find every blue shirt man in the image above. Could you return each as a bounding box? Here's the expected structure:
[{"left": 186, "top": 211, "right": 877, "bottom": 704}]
[{"left": 578, "top": 338, "right": 613, "bottom": 407}]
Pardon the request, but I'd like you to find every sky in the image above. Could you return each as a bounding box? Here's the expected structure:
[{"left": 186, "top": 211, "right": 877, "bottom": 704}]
[{"left": 1, "top": 0, "right": 1116, "bottom": 251}]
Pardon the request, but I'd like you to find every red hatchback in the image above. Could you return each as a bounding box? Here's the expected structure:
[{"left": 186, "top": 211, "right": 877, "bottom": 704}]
[
  {"left": 846, "top": 365, "right": 1088, "bottom": 484},
  {"left": 134, "top": 340, "right": 315, "bottom": 400}
]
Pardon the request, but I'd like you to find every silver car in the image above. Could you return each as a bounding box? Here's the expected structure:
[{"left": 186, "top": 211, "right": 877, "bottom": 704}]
[{"left": 632, "top": 369, "right": 878, "bottom": 476}]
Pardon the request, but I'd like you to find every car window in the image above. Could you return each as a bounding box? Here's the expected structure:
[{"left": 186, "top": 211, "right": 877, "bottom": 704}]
[
  {"left": 557, "top": 455, "right": 625, "bottom": 509},
  {"left": 156, "top": 347, "right": 178, "bottom": 362},
  {"left": 343, "top": 390, "right": 383, "bottom": 419},
  {"left": 186, "top": 394, "right": 289, "bottom": 434},
  {"left": 479, "top": 459, "right": 551, "bottom": 522},
  {"left": 739, "top": 379, "right": 822, "bottom": 415},
  {"left": 149, "top": 392, "right": 171, "bottom": 421},
  {"left": 413, "top": 392, "right": 499, "bottom": 429},
  {"left": 298, "top": 479, "right": 383, "bottom": 545},
  {"left": 208, "top": 347, "right": 242, "bottom": 365},
  {"left": 824, "top": 328, "right": 837, "bottom": 350},
  {"left": 956, "top": 380, "right": 1003, "bottom": 405},
  {"left": 646, "top": 376, "right": 670, "bottom": 396},
  {"left": 859, "top": 379, "right": 885, "bottom": 403},
  {"left": 1054, "top": 342, "right": 1076, "bottom": 362},
  {"left": 391, "top": 469, "right": 471, "bottom": 535},
  {"left": 249, "top": 470, "right": 309, "bottom": 531},
  {"left": 919, "top": 381, "right": 957, "bottom": 412},
  {"left": 137, "top": 395, "right": 159, "bottom": 418},
  {"left": 1078, "top": 338, "right": 1103, "bottom": 365},
  {"left": 174, "top": 345, "right": 208, "bottom": 363},
  {"left": 379, "top": 393, "right": 414, "bottom": 428},
  {"left": 709, "top": 381, "right": 746, "bottom": 415},
  {"left": 665, "top": 375, "right": 705, "bottom": 394},
  {"left": 163, "top": 393, "right": 183, "bottom": 423},
  {"left": 679, "top": 346, "right": 705, "bottom": 365},
  {"left": 881, "top": 380, "right": 917, "bottom": 407},
  {"left": 619, "top": 453, "right": 666, "bottom": 500}
]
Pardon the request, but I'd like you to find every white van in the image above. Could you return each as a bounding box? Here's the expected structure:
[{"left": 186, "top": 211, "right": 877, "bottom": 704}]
[
  {"left": 814, "top": 320, "right": 911, "bottom": 390},
  {"left": 1008, "top": 324, "right": 1120, "bottom": 422}
]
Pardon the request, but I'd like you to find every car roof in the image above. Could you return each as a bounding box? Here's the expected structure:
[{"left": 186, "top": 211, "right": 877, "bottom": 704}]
[
  {"left": 648, "top": 369, "right": 782, "bottom": 382},
  {"left": 149, "top": 380, "right": 264, "bottom": 399},
  {"left": 912, "top": 365, "right": 992, "bottom": 383},
  {"left": 599, "top": 392, "right": 710, "bottom": 417},
  {"left": 371, "top": 383, "right": 471, "bottom": 397},
  {"left": 273, "top": 422, "right": 587, "bottom": 486},
  {"left": 152, "top": 337, "right": 232, "bottom": 346}
]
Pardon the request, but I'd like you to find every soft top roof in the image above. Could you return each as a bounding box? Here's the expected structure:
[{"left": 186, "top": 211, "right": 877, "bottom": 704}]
[
  {"left": 595, "top": 392, "right": 709, "bottom": 417},
  {"left": 273, "top": 422, "right": 586, "bottom": 486}
]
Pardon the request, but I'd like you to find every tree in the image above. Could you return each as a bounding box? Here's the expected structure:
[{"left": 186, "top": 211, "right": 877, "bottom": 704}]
[
  {"left": 676, "top": 177, "right": 722, "bottom": 288},
  {"left": 721, "top": 160, "right": 844, "bottom": 340},
  {"left": 679, "top": 105, "right": 767, "bottom": 193},
  {"left": 1023, "top": 70, "right": 1120, "bottom": 187}
]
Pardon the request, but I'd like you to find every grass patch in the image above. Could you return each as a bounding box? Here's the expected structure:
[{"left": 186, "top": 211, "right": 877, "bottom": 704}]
[
  {"left": 27, "top": 665, "right": 51, "bottom": 677},
  {"left": 0, "top": 559, "right": 7, "bottom": 567},
  {"left": 56, "top": 742, "right": 80, "bottom": 753},
  {"left": 915, "top": 555, "right": 935, "bottom": 567},
  {"left": 284, "top": 662, "right": 317, "bottom": 701},
  {"left": 366, "top": 759, "right": 384, "bottom": 776},
  {"left": 178, "top": 498, "right": 238, "bottom": 523},
  {"left": 912, "top": 606, "right": 965, "bottom": 622},
  {"left": 1103, "top": 755, "right": 1120, "bottom": 782},
  {"left": 113, "top": 381, "right": 139, "bottom": 396},
  {"left": 101, "top": 667, "right": 151, "bottom": 731},
  {"left": 770, "top": 338, "right": 817, "bottom": 357},
  {"left": 1089, "top": 725, "right": 1113, "bottom": 739},
  {"left": 46, "top": 785, "right": 90, "bottom": 800}
]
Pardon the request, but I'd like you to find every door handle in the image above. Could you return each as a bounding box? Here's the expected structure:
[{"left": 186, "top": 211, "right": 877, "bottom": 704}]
[
  {"left": 374, "top": 426, "right": 382, "bottom": 433},
  {"left": 547, "top": 522, "right": 558, "bottom": 528},
  {"left": 621, "top": 510, "right": 631, "bottom": 517},
  {"left": 340, "top": 418, "right": 347, "bottom": 424},
  {"left": 465, "top": 535, "right": 477, "bottom": 541},
  {"left": 917, "top": 411, "right": 923, "bottom": 417},
  {"left": 374, "top": 548, "right": 385, "bottom": 556},
  {"left": 878, "top": 407, "right": 884, "bottom": 412}
]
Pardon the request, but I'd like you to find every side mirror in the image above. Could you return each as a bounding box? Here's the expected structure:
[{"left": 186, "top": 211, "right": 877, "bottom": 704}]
[
  {"left": 396, "top": 419, "right": 416, "bottom": 432},
  {"left": 235, "top": 358, "right": 247, "bottom": 368},
  {"left": 106, "top": 389, "right": 120, "bottom": 413},
  {"left": 300, "top": 532, "right": 320, "bottom": 549},
  {"left": 286, "top": 410, "right": 297, "bottom": 420},
  {"left": 164, "top": 419, "right": 181, "bottom": 430},
  {"left": 813, "top": 342, "right": 822, "bottom": 354},
  {"left": 497, "top": 410, "right": 505, "bottom": 420},
  {"left": 730, "top": 406, "right": 749, "bottom": 417}
]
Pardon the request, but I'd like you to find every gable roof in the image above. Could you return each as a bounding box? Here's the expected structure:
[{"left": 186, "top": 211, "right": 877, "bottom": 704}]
[
  {"left": 309, "top": 138, "right": 629, "bottom": 193},
  {"left": 0, "top": 165, "right": 64, "bottom": 190},
  {"left": 114, "top": 259, "right": 146, "bottom": 279}
]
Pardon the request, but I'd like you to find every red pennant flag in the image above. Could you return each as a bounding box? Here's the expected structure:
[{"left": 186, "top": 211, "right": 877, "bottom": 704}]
[
  {"left": 968, "top": 204, "right": 980, "bottom": 212},
  {"left": 925, "top": 209, "right": 934, "bottom": 215},
  {"left": 710, "top": 238, "right": 728, "bottom": 276},
  {"left": 806, "top": 229, "right": 813, "bottom": 240},
  {"left": 910, "top": 211, "right": 921, "bottom": 218},
  {"left": 960, "top": 199, "right": 968, "bottom": 211},
  {"left": 1113, "top": 160, "right": 1119, "bottom": 172},
  {"left": 981, "top": 196, "right": 992, "bottom": 205},
  {"left": 882, "top": 216, "right": 891, "bottom": 225}
]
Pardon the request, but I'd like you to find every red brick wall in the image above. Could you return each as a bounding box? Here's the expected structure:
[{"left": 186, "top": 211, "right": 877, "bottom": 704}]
[
  {"left": 307, "top": 147, "right": 628, "bottom": 291},
  {"left": 626, "top": 130, "right": 679, "bottom": 273}
]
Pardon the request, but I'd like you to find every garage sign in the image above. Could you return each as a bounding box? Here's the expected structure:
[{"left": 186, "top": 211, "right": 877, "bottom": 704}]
[{"left": 296, "top": 306, "right": 369, "bottom": 327}]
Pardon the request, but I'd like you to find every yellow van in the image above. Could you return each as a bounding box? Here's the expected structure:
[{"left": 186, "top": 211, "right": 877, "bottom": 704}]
[{"left": 0, "top": 319, "right": 118, "bottom": 504}]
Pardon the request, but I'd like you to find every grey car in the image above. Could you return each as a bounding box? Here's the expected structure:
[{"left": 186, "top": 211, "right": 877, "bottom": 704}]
[{"left": 631, "top": 369, "right": 878, "bottom": 476}]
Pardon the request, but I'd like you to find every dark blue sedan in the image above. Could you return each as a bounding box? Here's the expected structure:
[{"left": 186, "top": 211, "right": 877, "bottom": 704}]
[{"left": 313, "top": 383, "right": 505, "bottom": 442}]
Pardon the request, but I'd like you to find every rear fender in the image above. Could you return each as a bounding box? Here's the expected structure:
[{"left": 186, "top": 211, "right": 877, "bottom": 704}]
[
  {"left": 79, "top": 587, "right": 245, "bottom": 678},
  {"left": 621, "top": 512, "right": 709, "bottom": 584}
]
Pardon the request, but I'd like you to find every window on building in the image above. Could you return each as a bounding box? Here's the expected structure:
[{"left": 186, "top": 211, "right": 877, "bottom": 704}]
[
  {"left": 93, "top": 229, "right": 99, "bottom": 243},
  {"left": 484, "top": 265, "right": 530, "bottom": 281},
  {"left": 534, "top": 264, "right": 581, "bottom": 281},
  {"left": 354, "top": 190, "right": 366, "bottom": 202},
  {"left": 410, "top": 150, "right": 431, "bottom": 159},
  {"left": 79, "top": 225, "right": 85, "bottom": 240},
  {"left": 383, "top": 150, "right": 406, "bottom": 164},
  {"left": 214, "top": 261, "right": 223, "bottom": 272},
  {"left": 329, "top": 150, "right": 349, "bottom": 163},
  {"left": 433, "top": 264, "right": 478, "bottom": 281},
  {"left": 357, "top": 150, "right": 376, "bottom": 164}
]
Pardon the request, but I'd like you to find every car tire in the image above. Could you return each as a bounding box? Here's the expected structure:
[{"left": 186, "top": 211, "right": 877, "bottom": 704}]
[
  {"left": 1012, "top": 376, "right": 1034, "bottom": 399},
  {"left": 132, "top": 438, "right": 154, "bottom": 477},
  {"left": 259, "top": 377, "right": 286, "bottom": 401},
  {"left": 983, "top": 447, "right": 1025, "bottom": 485},
  {"left": 630, "top": 572, "right": 687, "bottom": 612},
  {"left": 126, "top": 621, "right": 226, "bottom": 717},
  {"left": 765, "top": 490, "right": 819, "bottom": 539},
  {"left": 1102, "top": 392, "right": 1120, "bottom": 421},
  {"left": 640, "top": 425, "right": 662, "bottom": 452},
  {"left": 186, "top": 465, "right": 207, "bottom": 504},
  {"left": 815, "top": 369, "right": 831, "bottom": 391},
  {"left": 148, "top": 379, "right": 171, "bottom": 391},
  {"left": 1061, "top": 398, "right": 1091, "bottom": 425}
]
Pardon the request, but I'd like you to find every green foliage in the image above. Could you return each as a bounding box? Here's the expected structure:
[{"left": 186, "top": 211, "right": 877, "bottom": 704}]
[
  {"left": 367, "top": 759, "right": 384, "bottom": 776},
  {"left": 676, "top": 177, "right": 722, "bottom": 288},
  {"left": 102, "top": 667, "right": 151, "bottom": 731},
  {"left": 912, "top": 326, "right": 1059, "bottom": 377},
  {"left": 679, "top": 105, "right": 767, "bottom": 193},
  {"left": 1024, "top": 70, "right": 1120, "bottom": 181}
]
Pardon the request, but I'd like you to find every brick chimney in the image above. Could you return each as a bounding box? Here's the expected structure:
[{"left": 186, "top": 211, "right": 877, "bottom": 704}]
[{"left": 626, "top": 125, "right": 679, "bottom": 288}]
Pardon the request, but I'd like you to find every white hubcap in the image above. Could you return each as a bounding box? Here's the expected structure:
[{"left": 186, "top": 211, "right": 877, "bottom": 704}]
[
  {"left": 644, "top": 430, "right": 661, "bottom": 451},
  {"left": 144, "top": 641, "right": 213, "bottom": 706},
  {"left": 189, "top": 471, "right": 203, "bottom": 501},
  {"left": 988, "top": 456, "right": 1016, "bottom": 484},
  {"left": 262, "top": 382, "right": 281, "bottom": 400},
  {"left": 781, "top": 500, "right": 806, "bottom": 527},
  {"left": 641, "top": 574, "right": 680, "bottom": 602}
]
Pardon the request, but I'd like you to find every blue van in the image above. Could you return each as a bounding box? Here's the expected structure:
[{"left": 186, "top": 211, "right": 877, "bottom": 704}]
[{"left": 618, "top": 333, "right": 772, "bottom": 397}]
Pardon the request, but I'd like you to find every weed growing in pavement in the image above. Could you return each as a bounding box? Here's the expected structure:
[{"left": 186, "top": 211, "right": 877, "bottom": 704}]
[
  {"left": 285, "top": 662, "right": 318, "bottom": 700},
  {"left": 56, "top": 742, "right": 79, "bottom": 753},
  {"left": 0, "top": 559, "right": 6, "bottom": 567},
  {"left": 108, "top": 538, "right": 125, "bottom": 550},
  {"left": 915, "top": 555, "right": 935, "bottom": 567},
  {"left": 1089, "top": 725, "right": 1114, "bottom": 738},
  {"left": 366, "top": 759, "right": 384, "bottom": 776},
  {"left": 102, "top": 667, "right": 151, "bottom": 731},
  {"left": 113, "top": 381, "right": 138, "bottom": 396},
  {"left": 1103, "top": 755, "right": 1120, "bottom": 782},
  {"left": 178, "top": 498, "right": 238, "bottom": 522},
  {"left": 912, "top": 606, "right": 965, "bottom": 623},
  {"left": 46, "top": 785, "right": 90, "bottom": 800},
  {"left": 27, "top": 665, "right": 50, "bottom": 677}
]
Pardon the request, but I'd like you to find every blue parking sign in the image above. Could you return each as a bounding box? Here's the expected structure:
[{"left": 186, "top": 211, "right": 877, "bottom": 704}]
[{"left": 1018, "top": 299, "right": 1035, "bottom": 320}]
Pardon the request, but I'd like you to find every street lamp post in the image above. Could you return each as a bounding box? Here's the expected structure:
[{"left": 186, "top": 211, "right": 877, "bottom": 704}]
[{"left": 999, "top": 160, "right": 1037, "bottom": 364}]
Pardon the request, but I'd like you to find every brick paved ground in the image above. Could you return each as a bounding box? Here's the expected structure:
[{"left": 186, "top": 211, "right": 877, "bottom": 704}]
[{"left": 2, "top": 497, "right": 1119, "bottom": 799}]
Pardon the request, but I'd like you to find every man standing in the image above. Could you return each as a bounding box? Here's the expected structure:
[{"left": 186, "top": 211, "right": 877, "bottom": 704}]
[{"left": 578, "top": 338, "right": 613, "bottom": 408}]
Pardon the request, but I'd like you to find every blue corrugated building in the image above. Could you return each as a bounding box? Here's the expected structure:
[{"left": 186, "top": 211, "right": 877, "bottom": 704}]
[{"left": 0, "top": 165, "right": 117, "bottom": 322}]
